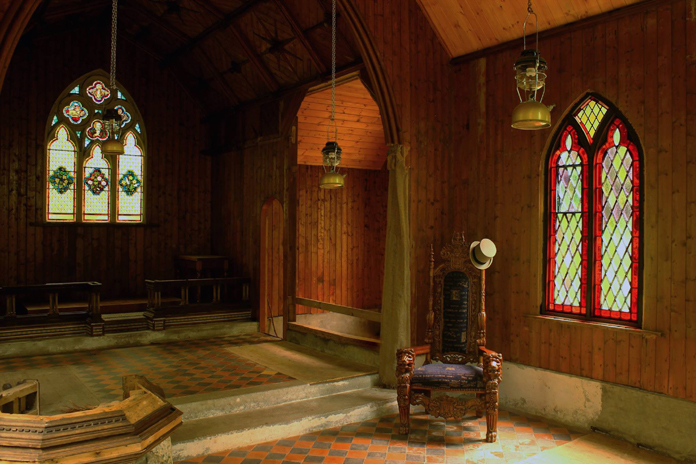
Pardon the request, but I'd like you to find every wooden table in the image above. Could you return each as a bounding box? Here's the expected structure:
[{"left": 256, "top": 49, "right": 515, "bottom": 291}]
[
  {"left": 177, "top": 255, "right": 229, "bottom": 279},
  {"left": 177, "top": 256, "right": 230, "bottom": 302}
]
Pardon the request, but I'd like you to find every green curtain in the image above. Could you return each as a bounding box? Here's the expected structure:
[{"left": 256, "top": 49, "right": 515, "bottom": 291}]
[{"left": 379, "top": 144, "right": 411, "bottom": 386}]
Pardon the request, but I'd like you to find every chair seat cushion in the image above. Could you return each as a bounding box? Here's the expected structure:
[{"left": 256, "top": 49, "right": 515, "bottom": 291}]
[{"left": 411, "top": 363, "right": 484, "bottom": 390}]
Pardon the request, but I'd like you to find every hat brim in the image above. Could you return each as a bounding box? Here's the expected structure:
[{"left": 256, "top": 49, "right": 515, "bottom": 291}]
[{"left": 470, "top": 241, "right": 494, "bottom": 270}]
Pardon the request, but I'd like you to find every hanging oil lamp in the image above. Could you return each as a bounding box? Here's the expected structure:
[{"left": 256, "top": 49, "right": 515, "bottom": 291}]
[
  {"left": 101, "top": 0, "right": 125, "bottom": 156},
  {"left": 511, "top": 0, "right": 551, "bottom": 130},
  {"left": 319, "top": 0, "right": 345, "bottom": 189}
]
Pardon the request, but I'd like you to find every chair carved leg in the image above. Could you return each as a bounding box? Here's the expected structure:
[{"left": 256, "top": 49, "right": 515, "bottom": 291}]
[
  {"left": 397, "top": 383, "right": 411, "bottom": 434},
  {"left": 396, "top": 348, "right": 416, "bottom": 435},
  {"left": 482, "top": 350, "right": 503, "bottom": 444},
  {"left": 476, "top": 393, "right": 485, "bottom": 418},
  {"left": 485, "top": 389, "right": 498, "bottom": 443}
]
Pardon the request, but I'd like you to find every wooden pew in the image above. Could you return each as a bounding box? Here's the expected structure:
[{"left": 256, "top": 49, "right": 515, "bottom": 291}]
[
  {"left": 145, "top": 276, "right": 252, "bottom": 330},
  {"left": 0, "top": 282, "right": 103, "bottom": 341}
]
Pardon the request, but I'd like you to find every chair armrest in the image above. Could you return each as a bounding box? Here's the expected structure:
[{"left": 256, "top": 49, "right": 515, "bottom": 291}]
[
  {"left": 396, "top": 347, "right": 419, "bottom": 381},
  {"left": 479, "top": 347, "right": 503, "bottom": 383},
  {"left": 411, "top": 345, "right": 431, "bottom": 355}
]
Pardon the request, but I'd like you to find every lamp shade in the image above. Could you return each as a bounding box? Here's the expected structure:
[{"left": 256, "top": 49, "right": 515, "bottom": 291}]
[
  {"left": 102, "top": 138, "right": 124, "bottom": 156},
  {"left": 511, "top": 100, "right": 551, "bottom": 130},
  {"left": 319, "top": 171, "right": 345, "bottom": 189}
]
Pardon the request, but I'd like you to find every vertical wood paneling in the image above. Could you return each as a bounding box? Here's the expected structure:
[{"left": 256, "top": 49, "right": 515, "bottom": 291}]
[
  {"left": 350, "top": 0, "right": 696, "bottom": 401},
  {"left": 0, "top": 27, "right": 210, "bottom": 300},
  {"left": 295, "top": 165, "right": 388, "bottom": 313}
]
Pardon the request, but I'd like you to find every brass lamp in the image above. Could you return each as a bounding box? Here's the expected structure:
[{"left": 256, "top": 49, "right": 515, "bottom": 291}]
[
  {"left": 101, "top": 108, "right": 124, "bottom": 156},
  {"left": 320, "top": 141, "right": 345, "bottom": 189},
  {"left": 319, "top": 0, "right": 345, "bottom": 189},
  {"left": 101, "top": 0, "right": 124, "bottom": 155},
  {"left": 512, "top": 0, "right": 551, "bottom": 130}
]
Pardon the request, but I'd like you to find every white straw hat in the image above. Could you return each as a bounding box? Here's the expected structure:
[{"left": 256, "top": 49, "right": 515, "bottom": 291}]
[{"left": 470, "top": 238, "right": 497, "bottom": 270}]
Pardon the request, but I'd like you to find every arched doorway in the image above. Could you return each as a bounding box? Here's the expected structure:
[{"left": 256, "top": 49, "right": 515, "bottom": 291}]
[{"left": 260, "top": 197, "right": 284, "bottom": 337}]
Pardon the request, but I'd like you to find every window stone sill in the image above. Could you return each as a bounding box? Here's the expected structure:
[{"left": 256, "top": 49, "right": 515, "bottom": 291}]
[
  {"left": 30, "top": 222, "right": 158, "bottom": 228},
  {"left": 524, "top": 314, "right": 662, "bottom": 338}
]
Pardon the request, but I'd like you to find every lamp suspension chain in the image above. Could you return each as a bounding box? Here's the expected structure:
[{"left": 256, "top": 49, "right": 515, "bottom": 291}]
[
  {"left": 110, "top": 0, "right": 119, "bottom": 89},
  {"left": 330, "top": 0, "right": 337, "bottom": 131}
]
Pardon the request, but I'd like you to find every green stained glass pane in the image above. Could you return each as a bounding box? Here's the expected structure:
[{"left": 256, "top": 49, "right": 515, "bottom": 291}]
[
  {"left": 574, "top": 97, "right": 609, "bottom": 143},
  {"left": 599, "top": 138, "right": 634, "bottom": 313},
  {"left": 52, "top": 115, "right": 59, "bottom": 126},
  {"left": 553, "top": 139, "right": 584, "bottom": 307},
  {"left": 555, "top": 214, "right": 583, "bottom": 306},
  {"left": 70, "top": 85, "right": 80, "bottom": 95}
]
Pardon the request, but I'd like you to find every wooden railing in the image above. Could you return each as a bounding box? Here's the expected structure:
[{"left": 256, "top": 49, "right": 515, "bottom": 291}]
[
  {"left": 145, "top": 277, "right": 252, "bottom": 330},
  {"left": 289, "top": 297, "right": 381, "bottom": 349},
  {"left": 294, "top": 297, "right": 381, "bottom": 322},
  {"left": 0, "top": 282, "right": 104, "bottom": 340}
]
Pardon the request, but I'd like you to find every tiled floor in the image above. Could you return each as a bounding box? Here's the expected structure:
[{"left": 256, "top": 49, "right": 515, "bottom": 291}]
[
  {"left": 0, "top": 333, "right": 295, "bottom": 402},
  {"left": 178, "top": 410, "right": 583, "bottom": 464}
]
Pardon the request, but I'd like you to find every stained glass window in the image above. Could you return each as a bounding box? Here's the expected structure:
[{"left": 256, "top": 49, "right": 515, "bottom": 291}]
[
  {"left": 117, "top": 132, "right": 144, "bottom": 222},
  {"left": 46, "top": 126, "right": 77, "bottom": 221},
  {"left": 45, "top": 71, "right": 146, "bottom": 224},
  {"left": 83, "top": 145, "right": 111, "bottom": 222},
  {"left": 573, "top": 97, "right": 609, "bottom": 144},
  {"left": 545, "top": 95, "right": 642, "bottom": 326},
  {"left": 547, "top": 127, "right": 588, "bottom": 315},
  {"left": 593, "top": 120, "right": 640, "bottom": 322}
]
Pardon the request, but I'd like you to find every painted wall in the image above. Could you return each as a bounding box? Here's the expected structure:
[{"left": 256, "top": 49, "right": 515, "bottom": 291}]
[{"left": 0, "top": 26, "right": 210, "bottom": 299}]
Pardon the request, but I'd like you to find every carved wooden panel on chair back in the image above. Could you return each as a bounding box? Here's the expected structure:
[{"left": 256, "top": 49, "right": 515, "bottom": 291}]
[{"left": 427, "top": 233, "right": 486, "bottom": 365}]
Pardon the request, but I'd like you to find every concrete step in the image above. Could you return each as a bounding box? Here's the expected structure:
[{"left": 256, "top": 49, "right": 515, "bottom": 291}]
[
  {"left": 171, "top": 373, "right": 380, "bottom": 421},
  {"left": 171, "top": 387, "right": 397, "bottom": 460}
]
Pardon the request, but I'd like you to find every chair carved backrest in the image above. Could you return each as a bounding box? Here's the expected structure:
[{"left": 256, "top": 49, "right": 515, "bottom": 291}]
[{"left": 425, "top": 233, "right": 487, "bottom": 365}]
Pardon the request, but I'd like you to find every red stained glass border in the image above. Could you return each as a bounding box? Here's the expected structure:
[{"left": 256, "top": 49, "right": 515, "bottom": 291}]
[
  {"left": 592, "top": 119, "right": 640, "bottom": 322},
  {"left": 546, "top": 126, "right": 589, "bottom": 316}
]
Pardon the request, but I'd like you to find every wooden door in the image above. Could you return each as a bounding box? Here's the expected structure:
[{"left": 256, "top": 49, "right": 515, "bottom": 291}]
[{"left": 260, "top": 197, "right": 284, "bottom": 336}]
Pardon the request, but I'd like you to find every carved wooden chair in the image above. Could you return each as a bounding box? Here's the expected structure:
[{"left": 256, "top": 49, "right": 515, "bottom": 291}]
[{"left": 396, "top": 233, "right": 503, "bottom": 442}]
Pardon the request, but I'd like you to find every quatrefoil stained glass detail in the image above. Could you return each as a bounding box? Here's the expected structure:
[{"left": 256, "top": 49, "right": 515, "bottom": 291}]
[
  {"left": 49, "top": 166, "right": 75, "bottom": 194},
  {"left": 119, "top": 170, "right": 141, "bottom": 196},
  {"left": 86, "top": 80, "right": 111, "bottom": 104},
  {"left": 63, "top": 101, "right": 88, "bottom": 124},
  {"left": 115, "top": 105, "right": 131, "bottom": 127},
  {"left": 87, "top": 120, "right": 109, "bottom": 141},
  {"left": 84, "top": 167, "right": 109, "bottom": 195}
]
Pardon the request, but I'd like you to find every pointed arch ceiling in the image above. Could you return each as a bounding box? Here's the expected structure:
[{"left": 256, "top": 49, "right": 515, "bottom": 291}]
[{"left": 17, "top": 0, "right": 362, "bottom": 116}]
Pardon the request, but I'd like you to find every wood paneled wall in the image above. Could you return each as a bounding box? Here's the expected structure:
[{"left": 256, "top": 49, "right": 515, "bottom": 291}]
[
  {"left": 0, "top": 28, "right": 211, "bottom": 299},
  {"left": 349, "top": 0, "right": 695, "bottom": 401},
  {"left": 296, "top": 165, "right": 388, "bottom": 313},
  {"left": 211, "top": 137, "right": 294, "bottom": 314}
]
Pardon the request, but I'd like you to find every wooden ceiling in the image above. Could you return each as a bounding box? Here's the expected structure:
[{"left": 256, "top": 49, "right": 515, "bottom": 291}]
[
  {"left": 297, "top": 77, "right": 387, "bottom": 170},
  {"left": 20, "top": 0, "right": 361, "bottom": 116},
  {"left": 416, "top": 0, "right": 646, "bottom": 58}
]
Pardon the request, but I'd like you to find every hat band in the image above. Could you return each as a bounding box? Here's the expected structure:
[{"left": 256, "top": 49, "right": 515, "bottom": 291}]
[{"left": 472, "top": 248, "right": 490, "bottom": 266}]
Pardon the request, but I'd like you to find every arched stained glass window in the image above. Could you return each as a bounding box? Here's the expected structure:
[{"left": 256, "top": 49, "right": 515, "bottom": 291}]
[
  {"left": 46, "top": 126, "right": 78, "bottom": 221},
  {"left": 117, "top": 132, "right": 144, "bottom": 222},
  {"left": 546, "top": 127, "right": 588, "bottom": 315},
  {"left": 83, "top": 145, "right": 111, "bottom": 222},
  {"left": 544, "top": 94, "right": 642, "bottom": 326},
  {"left": 45, "top": 70, "right": 146, "bottom": 223}
]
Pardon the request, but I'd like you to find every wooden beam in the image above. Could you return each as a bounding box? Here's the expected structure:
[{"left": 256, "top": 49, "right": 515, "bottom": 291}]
[
  {"left": 272, "top": 0, "right": 327, "bottom": 73},
  {"left": 121, "top": 2, "right": 240, "bottom": 106},
  {"left": 295, "top": 297, "right": 381, "bottom": 322},
  {"left": 161, "top": 0, "right": 265, "bottom": 68},
  {"left": 190, "top": 0, "right": 280, "bottom": 93},
  {"left": 202, "top": 59, "right": 363, "bottom": 123},
  {"left": 228, "top": 22, "right": 280, "bottom": 92}
]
